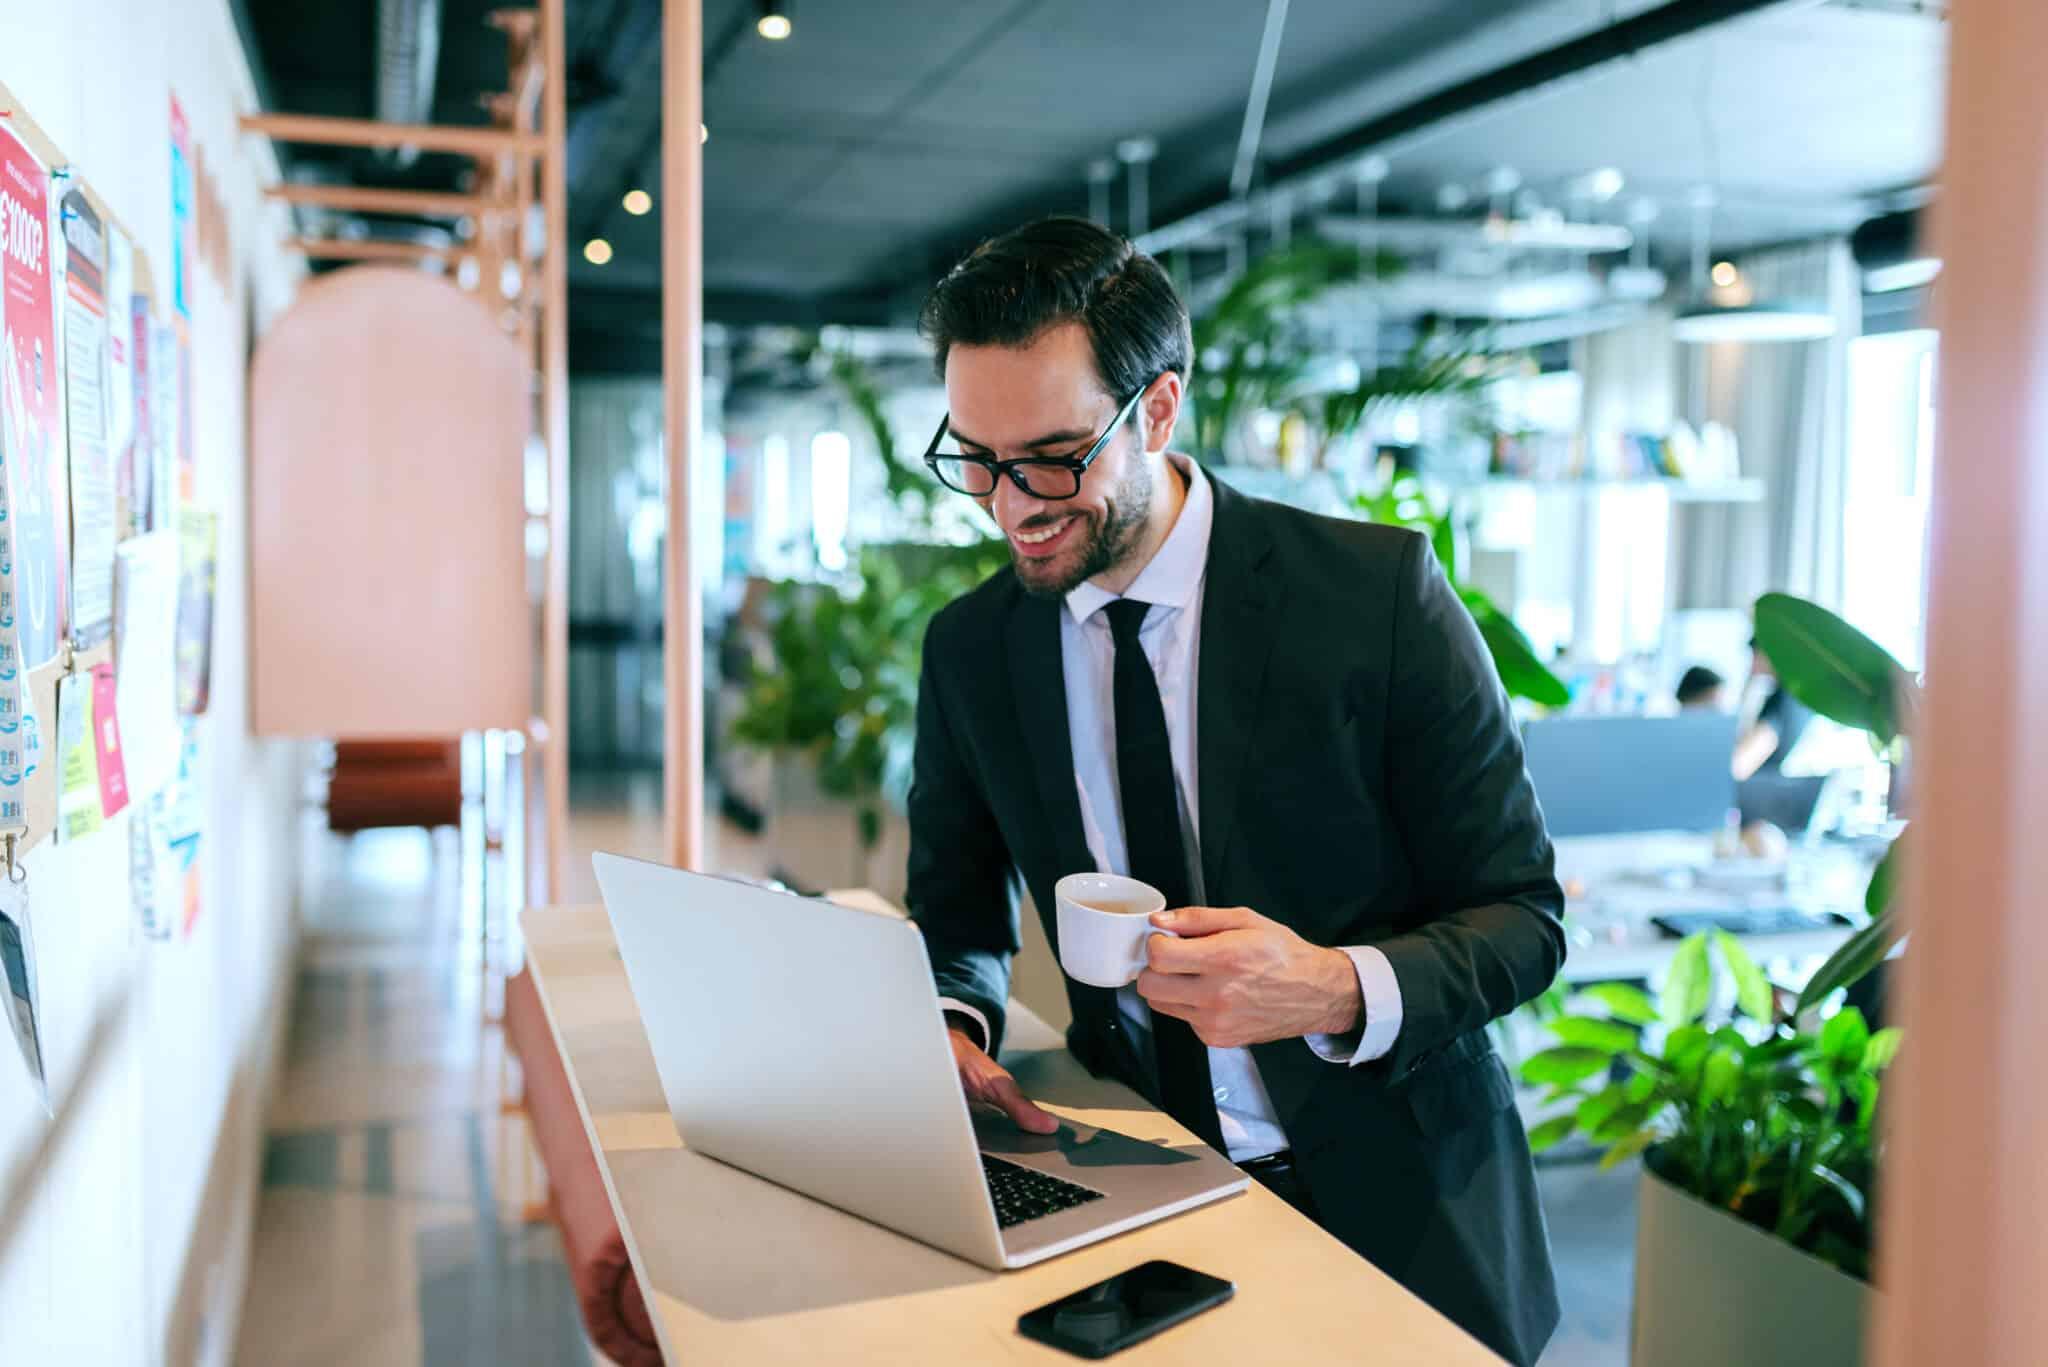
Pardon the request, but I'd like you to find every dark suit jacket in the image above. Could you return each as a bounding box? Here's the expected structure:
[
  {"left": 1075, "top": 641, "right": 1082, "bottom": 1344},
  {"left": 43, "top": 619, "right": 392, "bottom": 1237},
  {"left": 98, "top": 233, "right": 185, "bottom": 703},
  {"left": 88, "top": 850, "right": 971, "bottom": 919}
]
[{"left": 905, "top": 471, "right": 1566, "bottom": 1366}]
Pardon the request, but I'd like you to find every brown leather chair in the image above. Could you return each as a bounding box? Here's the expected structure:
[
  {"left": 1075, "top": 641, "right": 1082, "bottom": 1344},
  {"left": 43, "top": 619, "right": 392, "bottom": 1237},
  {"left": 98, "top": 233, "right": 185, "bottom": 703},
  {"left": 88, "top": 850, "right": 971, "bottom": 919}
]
[{"left": 326, "top": 739, "right": 464, "bottom": 832}]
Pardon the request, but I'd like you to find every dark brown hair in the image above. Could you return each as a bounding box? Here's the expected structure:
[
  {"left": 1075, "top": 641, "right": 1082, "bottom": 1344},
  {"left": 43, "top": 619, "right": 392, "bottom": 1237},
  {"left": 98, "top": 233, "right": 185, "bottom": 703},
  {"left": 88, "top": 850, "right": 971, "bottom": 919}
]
[{"left": 918, "top": 216, "right": 1192, "bottom": 401}]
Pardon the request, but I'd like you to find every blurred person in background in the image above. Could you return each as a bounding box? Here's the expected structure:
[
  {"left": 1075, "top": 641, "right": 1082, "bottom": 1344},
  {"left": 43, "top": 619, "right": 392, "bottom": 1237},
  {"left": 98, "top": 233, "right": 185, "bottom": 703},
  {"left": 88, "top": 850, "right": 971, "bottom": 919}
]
[{"left": 1676, "top": 664, "right": 1728, "bottom": 711}]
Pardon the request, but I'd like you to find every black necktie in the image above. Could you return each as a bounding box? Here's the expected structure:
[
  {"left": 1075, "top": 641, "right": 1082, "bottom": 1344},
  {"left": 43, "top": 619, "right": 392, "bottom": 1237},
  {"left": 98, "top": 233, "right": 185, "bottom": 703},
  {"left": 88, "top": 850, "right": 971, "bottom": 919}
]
[{"left": 1103, "top": 598, "right": 1223, "bottom": 1151}]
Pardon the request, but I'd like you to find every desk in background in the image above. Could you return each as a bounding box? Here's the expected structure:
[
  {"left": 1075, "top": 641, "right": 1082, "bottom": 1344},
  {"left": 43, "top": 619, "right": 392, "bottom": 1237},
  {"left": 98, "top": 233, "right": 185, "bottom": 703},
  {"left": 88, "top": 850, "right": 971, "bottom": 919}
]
[
  {"left": 1552, "top": 832, "right": 1875, "bottom": 985},
  {"left": 519, "top": 904, "right": 1501, "bottom": 1365}
]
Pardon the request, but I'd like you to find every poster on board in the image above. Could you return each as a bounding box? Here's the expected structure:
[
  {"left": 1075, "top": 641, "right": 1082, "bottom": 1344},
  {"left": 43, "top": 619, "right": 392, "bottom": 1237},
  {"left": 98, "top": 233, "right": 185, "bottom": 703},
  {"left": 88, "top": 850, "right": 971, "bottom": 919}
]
[
  {"left": 0, "top": 124, "right": 69, "bottom": 671},
  {"left": 148, "top": 319, "right": 175, "bottom": 533},
  {"left": 55, "top": 669, "right": 102, "bottom": 842},
  {"left": 59, "top": 183, "right": 116, "bottom": 651},
  {"left": 0, "top": 884, "right": 45, "bottom": 1107},
  {"left": 0, "top": 413, "right": 32, "bottom": 832},
  {"left": 127, "top": 298, "right": 152, "bottom": 538},
  {"left": 175, "top": 505, "right": 215, "bottom": 715},
  {"left": 164, "top": 718, "right": 201, "bottom": 936},
  {"left": 105, "top": 229, "right": 135, "bottom": 537},
  {"left": 170, "top": 95, "right": 192, "bottom": 322},
  {"left": 114, "top": 530, "right": 178, "bottom": 799}
]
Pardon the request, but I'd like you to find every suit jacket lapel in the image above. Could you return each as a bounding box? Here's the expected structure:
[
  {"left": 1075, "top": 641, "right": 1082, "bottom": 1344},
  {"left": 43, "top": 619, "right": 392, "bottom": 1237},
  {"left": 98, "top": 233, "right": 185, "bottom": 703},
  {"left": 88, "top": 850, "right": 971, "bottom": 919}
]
[
  {"left": 1004, "top": 590, "right": 1094, "bottom": 881},
  {"left": 1196, "top": 473, "right": 1279, "bottom": 899}
]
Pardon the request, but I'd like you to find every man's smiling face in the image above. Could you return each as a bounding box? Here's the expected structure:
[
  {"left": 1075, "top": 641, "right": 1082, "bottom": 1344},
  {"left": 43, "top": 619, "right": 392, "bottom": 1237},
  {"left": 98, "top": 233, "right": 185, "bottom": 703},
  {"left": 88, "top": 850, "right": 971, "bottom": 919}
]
[{"left": 942, "top": 322, "right": 1156, "bottom": 598}]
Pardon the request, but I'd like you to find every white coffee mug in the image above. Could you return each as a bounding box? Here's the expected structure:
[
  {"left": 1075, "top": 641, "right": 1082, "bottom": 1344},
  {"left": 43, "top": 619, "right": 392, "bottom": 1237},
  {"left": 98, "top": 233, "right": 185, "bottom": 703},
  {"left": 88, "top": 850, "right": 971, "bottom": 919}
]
[{"left": 1055, "top": 872, "right": 1173, "bottom": 989}]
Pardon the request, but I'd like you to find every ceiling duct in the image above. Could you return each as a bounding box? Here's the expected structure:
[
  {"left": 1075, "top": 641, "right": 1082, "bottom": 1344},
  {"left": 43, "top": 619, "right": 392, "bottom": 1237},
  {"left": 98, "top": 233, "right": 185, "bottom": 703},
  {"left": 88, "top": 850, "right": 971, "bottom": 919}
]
[
  {"left": 376, "top": 0, "right": 444, "bottom": 168},
  {"left": 1314, "top": 214, "right": 1632, "bottom": 255},
  {"left": 1139, "top": 0, "right": 1798, "bottom": 257}
]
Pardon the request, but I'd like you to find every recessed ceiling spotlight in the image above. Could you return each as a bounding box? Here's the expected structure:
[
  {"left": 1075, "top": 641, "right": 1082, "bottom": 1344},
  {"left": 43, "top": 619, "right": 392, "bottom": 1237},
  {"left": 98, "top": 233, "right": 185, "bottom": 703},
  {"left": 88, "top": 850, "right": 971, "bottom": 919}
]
[
  {"left": 584, "top": 238, "right": 614, "bottom": 266},
  {"left": 1711, "top": 260, "right": 1739, "bottom": 287},
  {"left": 1587, "top": 167, "right": 1625, "bottom": 200},
  {"left": 757, "top": 0, "right": 791, "bottom": 40},
  {"left": 622, "top": 189, "right": 652, "bottom": 216}
]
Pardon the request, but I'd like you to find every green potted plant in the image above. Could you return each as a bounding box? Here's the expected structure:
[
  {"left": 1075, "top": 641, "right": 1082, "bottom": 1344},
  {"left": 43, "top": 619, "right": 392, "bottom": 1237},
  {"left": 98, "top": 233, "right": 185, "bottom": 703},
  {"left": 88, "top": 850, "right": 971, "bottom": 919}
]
[
  {"left": 728, "top": 347, "right": 1007, "bottom": 886},
  {"left": 1749, "top": 591, "right": 1919, "bottom": 1014},
  {"left": 1523, "top": 931, "right": 1900, "bottom": 1366}
]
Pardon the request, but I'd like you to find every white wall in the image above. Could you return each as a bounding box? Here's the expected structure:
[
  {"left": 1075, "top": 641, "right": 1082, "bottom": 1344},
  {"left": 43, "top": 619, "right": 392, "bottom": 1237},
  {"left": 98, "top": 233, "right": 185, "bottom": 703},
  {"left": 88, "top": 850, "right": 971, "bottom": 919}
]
[{"left": 0, "top": 1, "right": 306, "bottom": 1363}]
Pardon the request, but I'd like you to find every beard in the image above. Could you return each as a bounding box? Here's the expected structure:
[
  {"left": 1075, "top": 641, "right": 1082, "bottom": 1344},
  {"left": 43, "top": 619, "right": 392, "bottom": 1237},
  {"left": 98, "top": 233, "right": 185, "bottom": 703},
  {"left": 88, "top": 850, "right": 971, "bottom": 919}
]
[{"left": 1010, "top": 453, "right": 1156, "bottom": 598}]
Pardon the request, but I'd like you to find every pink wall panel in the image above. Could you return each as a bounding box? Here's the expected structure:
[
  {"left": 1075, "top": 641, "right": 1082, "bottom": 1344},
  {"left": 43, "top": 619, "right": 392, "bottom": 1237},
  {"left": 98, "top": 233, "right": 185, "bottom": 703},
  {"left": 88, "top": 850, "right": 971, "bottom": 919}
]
[{"left": 250, "top": 267, "right": 532, "bottom": 736}]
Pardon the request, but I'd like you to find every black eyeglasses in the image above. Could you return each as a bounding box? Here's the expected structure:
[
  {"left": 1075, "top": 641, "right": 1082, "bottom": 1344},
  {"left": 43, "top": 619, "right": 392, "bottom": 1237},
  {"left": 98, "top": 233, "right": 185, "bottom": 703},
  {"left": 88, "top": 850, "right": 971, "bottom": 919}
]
[{"left": 923, "top": 379, "right": 1153, "bottom": 501}]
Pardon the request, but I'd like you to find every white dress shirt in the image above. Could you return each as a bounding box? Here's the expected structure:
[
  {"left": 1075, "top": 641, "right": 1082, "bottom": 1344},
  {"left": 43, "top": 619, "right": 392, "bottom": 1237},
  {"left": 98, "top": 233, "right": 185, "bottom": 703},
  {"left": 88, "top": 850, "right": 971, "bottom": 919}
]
[{"left": 945, "top": 454, "right": 1403, "bottom": 1163}]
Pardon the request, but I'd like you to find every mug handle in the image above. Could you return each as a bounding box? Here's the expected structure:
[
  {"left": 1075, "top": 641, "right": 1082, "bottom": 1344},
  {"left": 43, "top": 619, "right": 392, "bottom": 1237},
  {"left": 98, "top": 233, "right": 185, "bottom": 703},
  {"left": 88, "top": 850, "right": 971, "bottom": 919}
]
[{"left": 1131, "top": 922, "right": 1178, "bottom": 981}]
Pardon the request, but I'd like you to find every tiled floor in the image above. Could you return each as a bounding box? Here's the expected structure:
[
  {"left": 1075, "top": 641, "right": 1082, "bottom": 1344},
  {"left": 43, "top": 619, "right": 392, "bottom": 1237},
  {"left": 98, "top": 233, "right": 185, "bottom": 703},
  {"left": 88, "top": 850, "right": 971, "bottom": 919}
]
[
  {"left": 236, "top": 779, "right": 1638, "bottom": 1366},
  {"left": 235, "top": 822, "right": 599, "bottom": 1367}
]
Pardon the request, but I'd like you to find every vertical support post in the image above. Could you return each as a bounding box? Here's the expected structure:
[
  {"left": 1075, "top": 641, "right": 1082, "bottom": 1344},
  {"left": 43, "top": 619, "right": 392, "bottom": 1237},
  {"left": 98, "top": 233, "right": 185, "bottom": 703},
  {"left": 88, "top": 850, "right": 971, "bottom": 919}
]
[
  {"left": 662, "top": 0, "right": 706, "bottom": 869},
  {"left": 1874, "top": 0, "right": 2048, "bottom": 1359},
  {"left": 540, "top": 0, "right": 571, "bottom": 901}
]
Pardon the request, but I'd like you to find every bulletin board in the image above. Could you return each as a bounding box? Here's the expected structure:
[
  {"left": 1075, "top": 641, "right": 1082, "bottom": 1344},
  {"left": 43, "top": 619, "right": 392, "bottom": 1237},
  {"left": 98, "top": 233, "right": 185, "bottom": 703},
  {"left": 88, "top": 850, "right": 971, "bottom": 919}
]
[{"left": 0, "top": 79, "right": 182, "bottom": 865}]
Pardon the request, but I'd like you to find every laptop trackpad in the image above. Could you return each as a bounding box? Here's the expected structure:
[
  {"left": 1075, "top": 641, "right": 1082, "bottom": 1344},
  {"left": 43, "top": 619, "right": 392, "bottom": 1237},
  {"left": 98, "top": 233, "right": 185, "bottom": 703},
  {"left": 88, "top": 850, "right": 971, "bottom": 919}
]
[{"left": 973, "top": 1111, "right": 1202, "bottom": 1171}]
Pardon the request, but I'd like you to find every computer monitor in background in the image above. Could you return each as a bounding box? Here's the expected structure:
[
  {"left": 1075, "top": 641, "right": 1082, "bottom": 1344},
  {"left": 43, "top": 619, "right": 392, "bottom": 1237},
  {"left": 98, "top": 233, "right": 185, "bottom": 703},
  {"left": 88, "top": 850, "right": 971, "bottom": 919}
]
[{"left": 1522, "top": 714, "right": 1739, "bottom": 838}]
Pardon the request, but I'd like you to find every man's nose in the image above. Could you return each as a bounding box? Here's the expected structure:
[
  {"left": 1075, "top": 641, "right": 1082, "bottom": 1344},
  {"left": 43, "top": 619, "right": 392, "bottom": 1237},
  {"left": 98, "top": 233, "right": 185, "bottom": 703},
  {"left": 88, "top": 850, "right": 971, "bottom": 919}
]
[{"left": 990, "top": 475, "right": 1052, "bottom": 530}]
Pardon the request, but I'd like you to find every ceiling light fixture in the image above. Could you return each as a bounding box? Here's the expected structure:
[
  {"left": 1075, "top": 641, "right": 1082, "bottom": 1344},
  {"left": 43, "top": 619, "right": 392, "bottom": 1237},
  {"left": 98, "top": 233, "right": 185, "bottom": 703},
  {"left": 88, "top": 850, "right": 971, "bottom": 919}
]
[
  {"left": 622, "top": 189, "right": 652, "bottom": 216},
  {"left": 1710, "top": 260, "right": 1738, "bottom": 287},
  {"left": 1672, "top": 190, "right": 1834, "bottom": 344},
  {"left": 757, "top": 1, "right": 791, "bottom": 40},
  {"left": 583, "top": 238, "right": 614, "bottom": 266}
]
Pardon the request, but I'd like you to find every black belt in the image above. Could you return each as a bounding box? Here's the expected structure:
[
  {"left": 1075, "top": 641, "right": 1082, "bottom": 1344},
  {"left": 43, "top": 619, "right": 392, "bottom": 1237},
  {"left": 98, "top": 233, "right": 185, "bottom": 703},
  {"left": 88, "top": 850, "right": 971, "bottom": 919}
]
[{"left": 1237, "top": 1150, "right": 1296, "bottom": 1179}]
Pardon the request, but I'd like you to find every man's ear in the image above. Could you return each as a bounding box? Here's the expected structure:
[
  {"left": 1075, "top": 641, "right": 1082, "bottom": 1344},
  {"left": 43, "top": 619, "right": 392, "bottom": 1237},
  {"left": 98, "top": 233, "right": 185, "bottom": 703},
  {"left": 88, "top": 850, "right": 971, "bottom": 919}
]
[{"left": 1140, "top": 370, "right": 1184, "bottom": 453}]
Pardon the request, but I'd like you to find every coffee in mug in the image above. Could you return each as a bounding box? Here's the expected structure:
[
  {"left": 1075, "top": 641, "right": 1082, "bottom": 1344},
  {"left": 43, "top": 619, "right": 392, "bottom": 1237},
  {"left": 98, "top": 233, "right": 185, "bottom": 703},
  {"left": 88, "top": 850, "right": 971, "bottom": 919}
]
[{"left": 1054, "top": 873, "right": 1173, "bottom": 988}]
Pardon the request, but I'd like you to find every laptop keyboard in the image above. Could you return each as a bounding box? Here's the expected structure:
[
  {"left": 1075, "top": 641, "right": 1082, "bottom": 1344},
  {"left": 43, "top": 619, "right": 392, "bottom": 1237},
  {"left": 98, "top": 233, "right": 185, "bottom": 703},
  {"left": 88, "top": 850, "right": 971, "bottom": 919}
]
[{"left": 980, "top": 1153, "right": 1106, "bottom": 1229}]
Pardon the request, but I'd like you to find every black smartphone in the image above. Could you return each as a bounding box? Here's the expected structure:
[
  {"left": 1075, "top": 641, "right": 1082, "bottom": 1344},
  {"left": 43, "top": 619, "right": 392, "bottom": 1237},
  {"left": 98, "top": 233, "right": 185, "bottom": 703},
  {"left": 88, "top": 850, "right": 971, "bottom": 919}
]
[{"left": 1016, "top": 1260, "right": 1235, "bottom": 1359}]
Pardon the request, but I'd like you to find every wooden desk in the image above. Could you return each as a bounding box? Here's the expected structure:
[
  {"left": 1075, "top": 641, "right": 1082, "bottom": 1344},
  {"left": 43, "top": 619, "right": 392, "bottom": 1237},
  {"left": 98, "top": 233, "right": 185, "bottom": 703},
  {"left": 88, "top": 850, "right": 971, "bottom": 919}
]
[{"left": 521, "top": 904, "right": 1499, "bottom": 1365}]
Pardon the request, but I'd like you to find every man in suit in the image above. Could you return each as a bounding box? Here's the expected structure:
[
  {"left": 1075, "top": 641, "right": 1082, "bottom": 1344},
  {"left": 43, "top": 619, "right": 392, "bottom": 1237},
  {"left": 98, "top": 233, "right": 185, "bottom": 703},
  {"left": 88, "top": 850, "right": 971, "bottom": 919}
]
[{"left": 905, "top": 217, "right": 1566, "bottom": 1366}]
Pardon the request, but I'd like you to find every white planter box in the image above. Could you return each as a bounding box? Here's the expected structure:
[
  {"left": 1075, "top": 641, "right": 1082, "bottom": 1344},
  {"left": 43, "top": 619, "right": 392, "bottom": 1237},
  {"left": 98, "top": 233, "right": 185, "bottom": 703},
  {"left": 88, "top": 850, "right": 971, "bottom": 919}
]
[{"left": 1633, "top": 1163, "right": 1874, "bottom": 1367}]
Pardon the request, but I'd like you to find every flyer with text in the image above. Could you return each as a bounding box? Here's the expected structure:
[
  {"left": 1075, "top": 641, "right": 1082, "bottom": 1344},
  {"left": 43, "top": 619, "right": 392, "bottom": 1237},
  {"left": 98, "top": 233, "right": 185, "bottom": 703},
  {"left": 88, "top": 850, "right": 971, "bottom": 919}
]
[
  {"left": 0, "top": 124, "right": 70, "bottom": 670},
  {"left": 61, "top": 184, "right": 116, "bottom": 651}
]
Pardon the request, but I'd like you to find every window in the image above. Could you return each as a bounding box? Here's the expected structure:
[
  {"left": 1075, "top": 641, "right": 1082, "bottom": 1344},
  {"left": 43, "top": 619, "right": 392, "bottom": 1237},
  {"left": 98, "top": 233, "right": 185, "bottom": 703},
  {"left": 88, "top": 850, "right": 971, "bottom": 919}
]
[{"left": 1842, "top": 330, "right": 1938, "bottom": 668}]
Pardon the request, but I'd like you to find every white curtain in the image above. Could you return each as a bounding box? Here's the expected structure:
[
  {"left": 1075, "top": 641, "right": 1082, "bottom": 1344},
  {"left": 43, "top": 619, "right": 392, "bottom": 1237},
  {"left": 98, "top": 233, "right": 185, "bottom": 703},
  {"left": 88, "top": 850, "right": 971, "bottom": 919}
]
[{"left": 1671, "top": 238, "right": 1863, "bottom": 614}]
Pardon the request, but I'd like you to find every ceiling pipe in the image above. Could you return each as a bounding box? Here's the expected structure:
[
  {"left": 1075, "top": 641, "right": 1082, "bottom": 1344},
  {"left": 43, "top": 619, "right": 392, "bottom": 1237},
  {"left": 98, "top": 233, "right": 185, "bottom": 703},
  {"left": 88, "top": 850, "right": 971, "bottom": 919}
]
[
  {"left": 1137, "top": 0, "right": 1812, "bottom": 257},
  {"left": 1229, "top": 0, "right": 1292, "bottom": 200},
  {"left": 376, "top": 0, "right": 444, "bottom": 168}
]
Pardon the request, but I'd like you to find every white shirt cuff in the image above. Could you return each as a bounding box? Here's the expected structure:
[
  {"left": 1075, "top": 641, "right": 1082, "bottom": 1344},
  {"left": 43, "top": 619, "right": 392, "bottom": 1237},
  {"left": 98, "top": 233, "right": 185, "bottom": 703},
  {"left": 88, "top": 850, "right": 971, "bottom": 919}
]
[
  {"left": 937, "top": 997, "right": 992, "bottom": 1053},
  {"left": 1304, "top": 946, "right": 1404, "bottom": 1065}
]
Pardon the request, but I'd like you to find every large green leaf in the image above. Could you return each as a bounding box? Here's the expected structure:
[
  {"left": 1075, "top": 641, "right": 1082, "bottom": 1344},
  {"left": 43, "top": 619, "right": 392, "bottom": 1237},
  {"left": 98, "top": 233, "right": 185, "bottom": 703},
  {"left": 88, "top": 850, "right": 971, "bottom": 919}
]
[
  {"left": 1519, "top": 1047, "right": 1613, "bottom": 1088},
  {"left": 1700, "top": 1048, "right": 1743, "bottom": 1107},
  {"left": 1527, "top": 1115, "right": 1579, "bottom": 1152},
  {"left": 1547, "top": 1016, "right": 1639, "bottom": 1055},
  {"left": 1599, "top": 1128, "right": 1659, "bottom": 1171},
  {"left": 1592, "top": 1101, "right": 1655, "bottom": 1144},
  {"left": 1795, "top": 910, "right": 1905, "bottom": 1015},
  {"left": 1807, "top": 1164, "right": 1868, "bottom": 1223},
  {"left": 1576, "top": 982, "right": 1660, "bottom": 1026},
  {"left": 1714, "top": 931, "right": 1776, "bottom": 1023},
  {"left": 1752, "top": 593, "right": 1915, "bottom": 744},
  {"left": 1464, "top": 589, "right": 1573, "bottom": 707},
  {"left": 1660, "top": 934, "right": 1713, "bottom": 1027},
  {"left": 1820, "top": 1007, "right": 1873, "bottom": 1071},
  {"left": 1862, "top": 1027, "right": 1904, "bottom": 1072},
  {"left": 1575, "top": 1082, "right": 1633, "bottom": 1135},
  {"left": 1865, "top": 835, "right": 1904, "bottom": 920}
]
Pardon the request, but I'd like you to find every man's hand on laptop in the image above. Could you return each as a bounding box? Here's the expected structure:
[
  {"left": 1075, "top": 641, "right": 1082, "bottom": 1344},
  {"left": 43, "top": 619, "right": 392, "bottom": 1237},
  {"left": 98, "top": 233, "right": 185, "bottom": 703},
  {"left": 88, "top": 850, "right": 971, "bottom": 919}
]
[{"left": 947, "top": 1023, "right": 1059, "bottom": 1134}]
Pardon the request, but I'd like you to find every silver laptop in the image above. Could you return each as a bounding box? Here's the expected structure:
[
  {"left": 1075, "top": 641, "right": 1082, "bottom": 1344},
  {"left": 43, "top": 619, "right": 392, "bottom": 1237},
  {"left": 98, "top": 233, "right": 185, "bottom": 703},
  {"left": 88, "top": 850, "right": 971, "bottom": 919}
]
[{"left": 592, "top": 851, "right": 1248, "bottom": 1270}]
